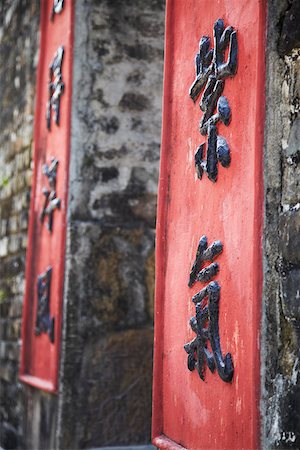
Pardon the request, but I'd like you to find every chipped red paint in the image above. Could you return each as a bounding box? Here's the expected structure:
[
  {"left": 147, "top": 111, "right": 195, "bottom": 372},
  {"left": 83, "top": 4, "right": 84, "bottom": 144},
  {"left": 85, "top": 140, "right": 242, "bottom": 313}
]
[
  {"left": 152, "top": 0, "right": 266, "bottom": 448},
  {"left": 20, "top": 0, "right": 74, "bottom": 393}
]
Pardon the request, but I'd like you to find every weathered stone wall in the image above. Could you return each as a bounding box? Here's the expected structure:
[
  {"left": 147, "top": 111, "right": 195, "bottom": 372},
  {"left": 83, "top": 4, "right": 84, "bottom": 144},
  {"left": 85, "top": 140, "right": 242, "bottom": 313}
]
[
  {"left": 0, "top": 1, "right": 40, "bottom": 448},
  {"left": 57, "top": 0, "right": 165, "bottom": 448},
  {"left": 262, "top": 0, "right": 300, "bottom": 448}
]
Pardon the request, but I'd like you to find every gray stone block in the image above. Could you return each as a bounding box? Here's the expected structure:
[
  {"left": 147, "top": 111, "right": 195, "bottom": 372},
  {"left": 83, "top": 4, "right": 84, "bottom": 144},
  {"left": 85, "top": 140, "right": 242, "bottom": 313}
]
[
  {"left": 282, "top": 268, "right": 300, "bottom": 321},
  {"left": 279, "top": 210, "right": 300, "bottom": 265}
]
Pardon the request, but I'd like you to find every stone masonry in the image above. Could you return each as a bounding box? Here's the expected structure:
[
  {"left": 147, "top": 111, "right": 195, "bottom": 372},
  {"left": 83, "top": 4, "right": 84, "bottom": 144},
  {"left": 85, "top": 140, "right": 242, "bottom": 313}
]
[
  {"left": 0, "top": 1, "right": 42, "bottom": 448},
  {"left": 262, "top": 0, "right": 300, "bottom": 448}
]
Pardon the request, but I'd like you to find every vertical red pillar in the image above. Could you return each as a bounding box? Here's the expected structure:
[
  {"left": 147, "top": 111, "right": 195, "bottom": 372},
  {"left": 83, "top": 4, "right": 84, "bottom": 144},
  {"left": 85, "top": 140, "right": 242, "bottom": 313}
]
[
  {"left": 153, "top": 1, "right": 266, "bottom": 448},
  {"left": 20, "top": 0, "right": 74, "bottom": 392}
]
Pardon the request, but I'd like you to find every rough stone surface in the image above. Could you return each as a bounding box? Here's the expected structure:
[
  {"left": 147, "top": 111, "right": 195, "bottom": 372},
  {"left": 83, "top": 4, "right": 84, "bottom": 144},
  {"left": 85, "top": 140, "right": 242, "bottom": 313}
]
[
  {"left": 56, "top": 0, "right": 164, "bottom": 448},
  {"left": 278, "top": 0, "right": 300, "bottom": 56},
  {"left": 262, "top": 1, "right": 300, "bottom": 448}
]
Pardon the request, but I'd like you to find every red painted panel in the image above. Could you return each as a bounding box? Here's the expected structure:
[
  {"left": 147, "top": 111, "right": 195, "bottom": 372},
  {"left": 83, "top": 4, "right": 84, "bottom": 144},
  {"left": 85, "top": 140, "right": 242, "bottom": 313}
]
[
  {"left": 20, "top": 0, "right": 74, "bottom": 392},
  {"left": 153, "top": 1, "right": 266, "bottom": 449}
]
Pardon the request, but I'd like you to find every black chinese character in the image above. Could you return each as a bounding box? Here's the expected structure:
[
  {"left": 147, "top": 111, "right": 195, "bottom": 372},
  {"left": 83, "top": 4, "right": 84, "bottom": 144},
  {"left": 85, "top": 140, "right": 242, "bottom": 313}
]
[
  {"left": 35, "top": 267, "right": 55, "bottom": 343},
  {"left": 40, "top": 158, "right": 60, "bottom": 232},
  {"left": 189, "top": 19, "right": 238, "bottom": 182},
  {"left": 46, "top": 46, "right": 64, "bottom": 130},
  {"left": 51, "top": 0, "right": 64, "bottom": 20},
  {"left": 184, "top": 235, "right": 234, "bottom": 382}
]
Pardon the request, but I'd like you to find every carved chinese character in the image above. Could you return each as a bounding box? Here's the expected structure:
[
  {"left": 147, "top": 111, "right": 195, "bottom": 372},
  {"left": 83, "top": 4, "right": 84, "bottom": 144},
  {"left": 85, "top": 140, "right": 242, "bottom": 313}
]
[
  {"left": 40, "top": 158, "right": 60, "bottom": 232},
  {"left": 35, "top": 267, "right": 55, "bottom": 342},
  {"left": 46, "top": 46, "right": 64, "bottom": 130},
  {"left": 51, "top": 0, "right": 64, "bottom": 20},
  {"left": 189, "top": 19, "right": 238, "bottom": 182},
  {"left": 184, "top": 235, "right": 234, "bottom": 382}
]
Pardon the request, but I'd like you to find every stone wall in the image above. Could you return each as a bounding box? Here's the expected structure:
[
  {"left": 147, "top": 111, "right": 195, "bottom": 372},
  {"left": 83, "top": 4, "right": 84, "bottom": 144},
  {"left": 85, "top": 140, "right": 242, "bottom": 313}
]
[
  {"left": 57, "top": 0, "right": 165, "bottom": 448},
  {"left": 262, "top": 0, "right": 300, "bottom": 448},
  {"left": 0, "top": 1, "right": 40, "bottom": 448}
]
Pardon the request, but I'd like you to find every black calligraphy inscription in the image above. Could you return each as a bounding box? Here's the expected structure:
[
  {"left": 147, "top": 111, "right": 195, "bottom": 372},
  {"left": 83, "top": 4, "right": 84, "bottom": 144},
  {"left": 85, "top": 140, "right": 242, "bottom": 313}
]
[
  {"left": 40, "top": 158, "right": 60, "bottom": 232},
  {"left": 35, "top": 267, "right": 55, "bottom": 343},
  {"left": 184, "top": 235, "right": 234, "bottom": 382},
  {"left": 51, "top": 0, "right": 64, "bottom": 20},
  {"left": 46, "top": 46, "right": 64, "bottom": 130},
  {"left": 189, "top": 19, "right": 238, "bottom": 182}
]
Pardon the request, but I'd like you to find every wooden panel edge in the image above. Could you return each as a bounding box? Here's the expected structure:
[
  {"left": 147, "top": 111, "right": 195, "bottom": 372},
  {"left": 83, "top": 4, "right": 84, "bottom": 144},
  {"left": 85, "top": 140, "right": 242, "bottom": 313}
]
[
  {"left": 19, "top": 374, "right": 56, "bottom": 394},
  {"left": 153, "top": 435, "right": 187, "bottom": 450}
]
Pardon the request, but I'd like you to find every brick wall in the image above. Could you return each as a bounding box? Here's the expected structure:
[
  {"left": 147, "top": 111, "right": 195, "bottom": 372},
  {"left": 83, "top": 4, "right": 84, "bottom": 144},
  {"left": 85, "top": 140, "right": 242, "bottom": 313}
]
[
  {"left": 0, "top": 1, "right": 39, "bottom": 448},
  {"left": 1, "top": 0, "right": 165, "bottom": 449}
]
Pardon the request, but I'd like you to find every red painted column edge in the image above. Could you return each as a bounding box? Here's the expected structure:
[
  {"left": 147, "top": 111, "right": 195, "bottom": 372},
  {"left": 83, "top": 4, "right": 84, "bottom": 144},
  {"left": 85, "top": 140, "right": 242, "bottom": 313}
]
[
  {"left": 252, "top": 1, "right": 267, "bottom": 448},
  {"left": 19, "top": 1, "right": 75, "bottom": 393},
  {"left": 20, "top": 0, "right": 47, "bottom": 384},
  {"left": 152, "top": 0, "right": 174, "bottom": 441}
]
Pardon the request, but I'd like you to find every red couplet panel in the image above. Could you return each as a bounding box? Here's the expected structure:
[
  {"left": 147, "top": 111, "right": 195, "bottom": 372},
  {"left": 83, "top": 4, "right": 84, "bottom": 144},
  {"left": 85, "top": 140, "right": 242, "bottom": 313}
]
[
  {"left": 20, "top": 1, "right": 74, "bottom": 392},
  {"left": 153, "top": 1, "right": 266, "bottom": 449}
]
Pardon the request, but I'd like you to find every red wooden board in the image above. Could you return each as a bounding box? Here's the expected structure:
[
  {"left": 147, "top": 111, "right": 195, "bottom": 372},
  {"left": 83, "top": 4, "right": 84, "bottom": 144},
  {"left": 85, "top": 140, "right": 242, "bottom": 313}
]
[
  {"left": 20, "top": 0, "right": 74, "bottom": 392},
  {"left": 153, "top": 1, "right": 266, "bottom": 449}
]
